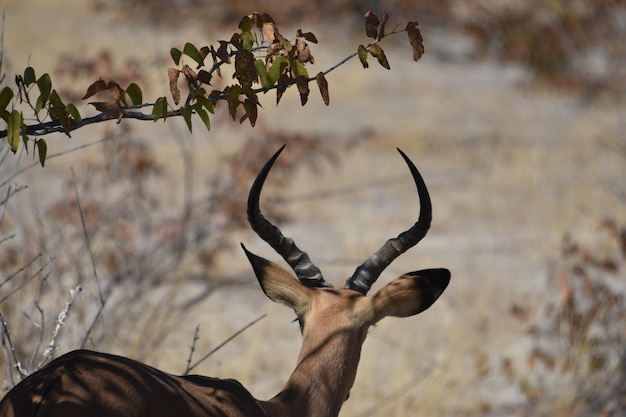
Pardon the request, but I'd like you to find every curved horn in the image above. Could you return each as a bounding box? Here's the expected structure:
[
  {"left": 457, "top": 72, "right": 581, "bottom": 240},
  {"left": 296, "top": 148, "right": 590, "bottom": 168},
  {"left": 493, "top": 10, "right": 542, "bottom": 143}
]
[
  {"left": 247, "top": 145, "right": 329, "bottom": 288},
  {"left": 345, "top": 149, "right": 432, "bottom": 295}
]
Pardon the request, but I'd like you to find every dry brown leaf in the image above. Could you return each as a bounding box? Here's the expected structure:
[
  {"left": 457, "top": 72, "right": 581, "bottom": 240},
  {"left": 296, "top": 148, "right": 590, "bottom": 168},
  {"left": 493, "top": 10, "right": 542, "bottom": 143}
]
[
  {"left": 261, "top": 13, "right": 275, "bottom": 24},
  {"left": 200, "top": 46, "right": 210, "bottom": 60},
  {"left": 209, "top": 46, "right": 222, "bottom": 78},
  {"left": 296, "top": 76, "right": 309, "bottom": 106},
  {"left": 168, "top": 67, "right": 181, "bottom": 104},
  {"left": 88, "top": 101, "right": 122, "bottom": 118},
  {"left": 262, "top": 22, "right": 277, "bottom": 44},
  {"left": 216, "top": 41, "right": 231, "bottom": 64},
  {"left": 406, "top": 21, "right": 425, "bottom": 62},
  {"left": 82, "top": 79, "right": 124, "bottom": 102},
  {"left": 316, "top": 72, "right": 329, "bottom": 106},
  {"left": 365, "top": 11, "right": 380, "bottom": 39},
  {"left": 297, "top": 29, "right": 318, "bottom": 44},
  {"left": 230, "top": 33, "right": 243, "bottom": 50},
  {"left": 108, "top": 81, "right": 124, "bottom": 103},
  {"left": 378, "top": 12, "right": 389, "bottom": 40},
  {"left": 83, "top": 79, "right": 125, "bottom": 117},
  {"left": 276, "top": 73, "right": 289, "bottom": 105},
  {"left": 181, "top": 65, "right": 198, "bottom": 85},
  {"left": 234, "top": 50, "right": 257, "bottom": 84},
  {"left": 198, "top": 70, "right": 212, "bottom": 85},
  {"left": 296, "top": 39, "right": 314, "bottom": 64},
  {"left": 209, "top": 89, "right": 222, "bottom": 102},
  {"left": 82, "top": 79, "right": 107, "bottom": 100}
]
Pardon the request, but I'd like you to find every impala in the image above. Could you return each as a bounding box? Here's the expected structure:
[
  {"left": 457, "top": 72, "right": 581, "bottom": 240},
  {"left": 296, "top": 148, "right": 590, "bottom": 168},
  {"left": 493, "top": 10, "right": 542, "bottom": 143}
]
[{"left": 0, "top": 146, "right": 450, "bottom": 417}]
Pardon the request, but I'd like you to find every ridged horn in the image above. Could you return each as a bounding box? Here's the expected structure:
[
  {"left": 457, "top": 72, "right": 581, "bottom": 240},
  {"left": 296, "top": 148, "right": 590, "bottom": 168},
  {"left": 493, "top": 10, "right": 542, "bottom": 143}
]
[
  {"left": 247, "top": 145, "right": 329, "bottom": 288},
  {"left": 345, "top": 149, "right": 432, "bottom": 295}
]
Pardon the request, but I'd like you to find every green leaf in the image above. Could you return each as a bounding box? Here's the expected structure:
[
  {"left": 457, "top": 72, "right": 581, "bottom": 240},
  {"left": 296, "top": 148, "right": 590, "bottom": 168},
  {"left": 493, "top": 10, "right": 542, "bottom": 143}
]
[
  {"left": 66, "top": 103, "right": 82, "bottom": 123},
  {"left": 126, "top": 83, "right": 143, "bottom": 105},
  {"left": 195, "top": 94, "right": 214, "bottom": 114},
  {"left": 267, "top": 57, "right": 288, "bottom": 86},
  {"left": 170, "top": 47, "right": 182, "bottom": 66},
  {"left": 24, "top": 67, "right": 36, "bottom": 86},
  {"left": 280, "top": 39, "right": 293, "bottom": 52},
  {"left": 292, "top": 60, "right": 309, "bottom": 79},
  {"left": 180, "top": 106, "right": 193, "bottom": 132},
  {"left": 183, "top": 42, "right": 205, "bottom": 67},
  {"left": 227, "top": 85, "right": 242, "bottom": 120},
  {"left": 238, "top": 15, "right": 254, "bottom": 32},
  {"left": 255, "top": 59, "right": 270, "bottom": 87},
  {"left": 36, "top": 73, "right": 52, "bottom": 110},
  {"left": 193, "top": 103, "right": 211, "bottom": 131},
  {"left": 368, "top": 44, "right": 390, "bottom": 70},
  {"left": 7, "top": 110, "right": 23, "bottom": 153},
  {"left": 358, "top": 45, "right": 369, "bottom": 69},
  {"left": 49, "top": 90, "right": 72, "bottom": 136},
  {"left": 241, "top": 31, "right": 256, "bottom": 51},
  {"left": 36, "top": 139, "right": 47, "bottom": 167},
  {"left": 152, "top": 97, "right": 168, "bottom": 122},
  {"left": 22, "top": 130, "right": 29, "bottom": 154},
  {"left": 0, "top": 87, "right": 14, "bottom": 116}
]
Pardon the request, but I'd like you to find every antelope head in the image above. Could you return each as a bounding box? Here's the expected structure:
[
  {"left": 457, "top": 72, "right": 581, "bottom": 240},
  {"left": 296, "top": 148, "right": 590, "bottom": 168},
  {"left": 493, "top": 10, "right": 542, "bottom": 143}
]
[{"left": 244, "top": 145, "right": 450, "bottom": 417}]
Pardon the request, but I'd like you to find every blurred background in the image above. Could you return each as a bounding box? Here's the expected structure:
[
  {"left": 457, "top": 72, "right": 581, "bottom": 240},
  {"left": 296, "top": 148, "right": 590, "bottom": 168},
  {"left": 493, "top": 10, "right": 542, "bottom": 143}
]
[{"left": 1, "top": 0, "right": 625, "bottom": 416}]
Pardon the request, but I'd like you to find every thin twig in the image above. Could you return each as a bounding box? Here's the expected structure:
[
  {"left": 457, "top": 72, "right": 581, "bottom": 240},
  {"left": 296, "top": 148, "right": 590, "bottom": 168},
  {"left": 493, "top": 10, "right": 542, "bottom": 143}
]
[
  {"left": 0, "top": 183, "right": 28, "bottom": 209},
  {"left": 184, "top": 314, "right": 266, "bottom": 375},
  {"left": 0, "top": 312, "right": 17, "bottom": 387},
  {"left": 0, "top": 233, "right": 15, "bottom": 245},
  {"left": 27, "top": 271, "right": 50, "bottom": 372},
  {"left": 184, "top": 324, "right": 201, "bottom": 375},
  {"left": 71, "top": 167, "right": 103, "bottom": 303},
  {"left": 71, "top": 166, "right": 111, "bottom": 349},
  {"left": 37, "top": 285, "right": 82, "bottom": 369},
  {"left": 79, "top": 288, "right": 110, "bottom": 350},
  {"left": 2, "top": 134, "right": 116, "bottom": 187},
  {"left": 0, "top": 252, "right": 43, "bottom": 296}
]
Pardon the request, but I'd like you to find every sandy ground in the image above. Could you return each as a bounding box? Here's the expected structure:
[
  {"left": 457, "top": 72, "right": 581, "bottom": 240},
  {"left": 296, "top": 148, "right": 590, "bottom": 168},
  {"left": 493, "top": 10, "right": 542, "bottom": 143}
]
[{"left": 2, "top": 1, "right": 626, "bottom": 416}]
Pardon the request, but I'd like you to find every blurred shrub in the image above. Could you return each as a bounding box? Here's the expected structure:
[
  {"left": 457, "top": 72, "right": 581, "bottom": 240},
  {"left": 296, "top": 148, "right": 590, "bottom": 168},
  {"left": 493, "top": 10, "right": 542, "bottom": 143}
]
[
  {"left": 517, "top": 219, "right": 626, "bottom": 416},
  {"left": 0, "top": 124, "right": 345, "bottom": 391},
  {"left": 90, "top": 0, "right": 452, "bottom": 26},
  {"left": 456, "top": 0, "right": 626, "bottom": 97}
]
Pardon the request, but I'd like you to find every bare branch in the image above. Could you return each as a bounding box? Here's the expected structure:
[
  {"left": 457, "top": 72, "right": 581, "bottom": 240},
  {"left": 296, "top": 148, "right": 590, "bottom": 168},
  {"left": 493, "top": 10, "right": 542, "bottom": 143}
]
[
  {"left": 0, "top": 312, "right": 18, "bottom": 387},
  {"left": 184, "top": 314, "right": 266, "bottom": 375},
  {"left": 0, "top": 253, "right": 43, "bottom": 297},
  {"left": 0, "top": 27, "right": 412, "bottom": 141},
  {"left": 184, "top": 324, "right": 201, "bottom": 375},
  {"left": 71, "top": 168, "right": 103, "bottom": 303},
  {"left": 37, "top": 285, "right": 82, "bottom": 368}
]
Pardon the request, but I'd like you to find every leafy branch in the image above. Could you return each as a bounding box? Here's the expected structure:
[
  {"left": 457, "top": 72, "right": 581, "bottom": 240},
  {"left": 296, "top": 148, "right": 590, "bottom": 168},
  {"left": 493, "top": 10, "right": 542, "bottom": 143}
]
[{"left": 0, "top": 11, "right": 424, "bottom": 167}]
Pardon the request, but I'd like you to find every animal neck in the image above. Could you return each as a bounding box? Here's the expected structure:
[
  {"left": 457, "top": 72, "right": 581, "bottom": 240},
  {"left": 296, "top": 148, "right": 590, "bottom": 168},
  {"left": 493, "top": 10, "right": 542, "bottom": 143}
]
[{"left": 262, "top": 325, "right": 365, "bottom": 417}]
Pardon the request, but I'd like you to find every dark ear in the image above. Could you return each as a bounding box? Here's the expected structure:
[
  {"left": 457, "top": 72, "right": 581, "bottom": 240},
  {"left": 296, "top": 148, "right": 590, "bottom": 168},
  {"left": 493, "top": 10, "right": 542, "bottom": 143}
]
[
  {"left": 402, "top": 268, "right": 451, "bottom": 312},
  {"left": 355, "top": 268, "right": 450, "bottom": 326},
  {"left": 241, "top": 244, "right": 313, "bottom": 314}
]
